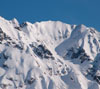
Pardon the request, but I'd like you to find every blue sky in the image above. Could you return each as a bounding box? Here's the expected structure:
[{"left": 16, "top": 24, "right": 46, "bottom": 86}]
[{"left": 0, "top": 0, "right": 100, "bottom": 31}]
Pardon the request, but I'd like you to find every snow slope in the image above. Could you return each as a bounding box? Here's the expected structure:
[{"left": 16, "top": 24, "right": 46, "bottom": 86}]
[{"left": 0, "top": 16, "right": 100, "bottom": 89}]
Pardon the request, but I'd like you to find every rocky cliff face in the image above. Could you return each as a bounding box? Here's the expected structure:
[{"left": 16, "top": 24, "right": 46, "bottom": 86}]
[{"left": 0, "top": 16, "right": 100, "bottom": 89}]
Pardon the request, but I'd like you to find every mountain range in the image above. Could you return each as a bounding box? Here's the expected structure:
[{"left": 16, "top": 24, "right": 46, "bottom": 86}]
[{"left": 0, "top": 16, "right": 100, "bottom": 89}]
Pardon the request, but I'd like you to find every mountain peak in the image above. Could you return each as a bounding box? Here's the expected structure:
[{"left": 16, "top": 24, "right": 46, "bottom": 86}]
[
  {"left": 11, "top": 18, "right": 19, "bottom": 27},
  {"left": 74, "top": 24, "right": 87, "bottom": 32}
]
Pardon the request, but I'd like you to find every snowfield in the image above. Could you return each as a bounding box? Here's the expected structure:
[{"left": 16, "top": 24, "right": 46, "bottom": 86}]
[{"left": 0, "top": 16, "right": 100, "bottom": 89}]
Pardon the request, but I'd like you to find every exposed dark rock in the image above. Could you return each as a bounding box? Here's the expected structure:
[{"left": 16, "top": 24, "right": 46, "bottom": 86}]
[
  {"left": 2, "top": 64, "right": 9, "bottom": 68},
  {"left": 71, "top": 52, "right": 79, "bottom": 59},
  {"left": 19, "top": 84, "right": 23, "bottom": 88},
  {"left": 0, "top": 27, "right": 3, "bottom": 33},
  {"left": 27, "top": 78, "right": 35, "bottom": 85},
  {"left": 3, "top": 53, "right": 9, "bottom": 60},
  {"left": 14, "top": 27, "right": 21, "bottom": 31},
  {"left": 5, "top": 36, "right": 12, "bottom": 40},
  {"left": 0, "top": 28, "right": 11, "bottom": 43},
  {"left": 67, "top": 47, "right": 90, "bottom": 63},
  {"left": 7, "top": 77, "right": 13, "bottom": 81},
  {"left": 61, "top": 68, "right": 66, "bottom": 74},
  {"left": 20, "top": 22, "right": 28, "bottom": 28},
  {"left": 0, "top": 84, "right": 7, "bottom": 89},
  {"left": 90, "top": 28, "right": 95, "bottom": 34},
  {"left": 12, "top": 41, "right": 16, "bottom": 44},
  {"left": 0, "top": 33, "right": 4, "bottom": 41},
  {"left": 48, "top": 67, "right": 52, "bottom": 76},
  {"left": 94, "top": 76, "right": 100, "bottom": 84},
  {"left": 14, "top": 44, "right": 23, "bottom": 50},
  {"left": 87, "top": 54, "right": 100, "bottom": 84},
  {"left": 34, "top": 44, "right": 53, "bottom": 59}
]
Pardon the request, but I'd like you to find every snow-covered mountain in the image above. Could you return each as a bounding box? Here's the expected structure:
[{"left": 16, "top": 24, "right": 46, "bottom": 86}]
[{"left": 0, "top": 16, "right": 100, "bottom": 89}]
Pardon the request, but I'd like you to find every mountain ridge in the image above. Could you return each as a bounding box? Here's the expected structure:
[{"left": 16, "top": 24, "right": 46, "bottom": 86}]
[{"left": 0, "top": 16, "right": 100, "bottom": 89}]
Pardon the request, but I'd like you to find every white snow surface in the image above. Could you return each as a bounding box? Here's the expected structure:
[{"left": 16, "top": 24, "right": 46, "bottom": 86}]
[{"left": 0, "top": 16, "right": 100, "bottom": 89}]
